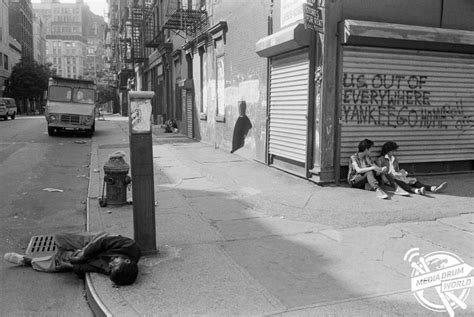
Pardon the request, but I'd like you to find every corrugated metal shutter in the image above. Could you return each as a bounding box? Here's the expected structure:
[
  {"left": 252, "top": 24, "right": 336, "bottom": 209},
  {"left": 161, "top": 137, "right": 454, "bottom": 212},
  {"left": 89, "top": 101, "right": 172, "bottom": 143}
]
[
  {"left": 269, "top": 50, "right": 309, "bottom": 163},
  {"left": 341, "top": 46, "right": 474, "bottom": 165},
  {"left": 185, "top": 89, "right": 193, "bottom": 138}
]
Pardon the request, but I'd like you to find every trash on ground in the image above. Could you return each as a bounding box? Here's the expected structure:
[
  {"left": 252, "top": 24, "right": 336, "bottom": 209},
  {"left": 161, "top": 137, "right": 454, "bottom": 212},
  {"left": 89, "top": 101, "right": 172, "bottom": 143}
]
[
  {"left": 74, "top": 140, "right": 87, "bottom": 144},
  {"left": 43, "top": 188, "right": 64, "bottom": 192},
  {"left": 93, "top": 169, "right": 100, "bottom": 173}
]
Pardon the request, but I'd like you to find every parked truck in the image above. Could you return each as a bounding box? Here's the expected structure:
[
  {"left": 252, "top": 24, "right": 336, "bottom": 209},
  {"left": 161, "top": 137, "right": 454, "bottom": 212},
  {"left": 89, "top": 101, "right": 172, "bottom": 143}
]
[{"left": 44, "top": 76, "right": 97, "bottom": 136}]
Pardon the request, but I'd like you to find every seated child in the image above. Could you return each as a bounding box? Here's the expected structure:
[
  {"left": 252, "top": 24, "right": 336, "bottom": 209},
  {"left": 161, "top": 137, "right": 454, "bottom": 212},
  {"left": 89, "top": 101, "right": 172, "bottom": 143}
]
[
  {"left": 347, "top": 139, "right": 405, "bottom": 199},
  {"left": 376, "top": 141, "right": 447, "bottom": 195}
]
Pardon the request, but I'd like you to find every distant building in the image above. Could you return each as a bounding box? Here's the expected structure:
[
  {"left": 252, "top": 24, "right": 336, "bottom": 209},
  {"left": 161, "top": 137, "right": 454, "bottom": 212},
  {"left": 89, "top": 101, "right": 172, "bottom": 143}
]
[
  {"left": 83, "top": 9, "right": 106, "bottom": 81},
  {"left": 0, "top": 0, "right": 10, "bottom": 97},
  {"left": 8, "top": 35, "right": 22, "bottom": 67},
  {"left": 8, "top": 0, "right": 34, "bottom": 61},
  {"left": 32, "top": 13, "right": 46, "bottom": 64},
  {"left": 33, "top": 0, "right": 105, "bottom": 80}
]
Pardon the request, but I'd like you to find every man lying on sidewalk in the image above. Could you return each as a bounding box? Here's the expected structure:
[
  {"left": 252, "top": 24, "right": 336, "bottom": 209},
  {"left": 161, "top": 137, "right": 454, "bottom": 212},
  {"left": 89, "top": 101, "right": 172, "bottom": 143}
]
[{"left": 3, "top": 232, "right": 141, "bottom": 286}]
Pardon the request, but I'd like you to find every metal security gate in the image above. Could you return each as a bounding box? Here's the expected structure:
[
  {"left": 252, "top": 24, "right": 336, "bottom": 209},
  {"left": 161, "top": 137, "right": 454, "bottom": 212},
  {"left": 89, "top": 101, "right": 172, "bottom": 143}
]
[
  {"left": 184, "top": 89, "right": 193, "bottom": 138},
  {"left": 340, "top": 46, "right": 474, "bottom": 165},
  {"left": 268, "top": 49, "right": 309, "bottom": 167}
]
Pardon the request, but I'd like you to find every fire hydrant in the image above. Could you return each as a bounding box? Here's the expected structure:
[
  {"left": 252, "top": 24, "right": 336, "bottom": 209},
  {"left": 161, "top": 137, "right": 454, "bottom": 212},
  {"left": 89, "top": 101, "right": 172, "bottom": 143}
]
[{"left": 100, "top": 151, "right": 131, "bottom": 206}]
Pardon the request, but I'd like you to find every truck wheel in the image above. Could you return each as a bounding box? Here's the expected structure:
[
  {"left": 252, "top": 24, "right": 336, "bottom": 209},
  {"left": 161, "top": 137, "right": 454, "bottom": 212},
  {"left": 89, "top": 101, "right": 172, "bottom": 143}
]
[
  {"left": 48, "top": 127, "right": 55, "bottom": 136},
  {"left": 11, "top": 113, "right": 15, "bottom": 120},
  {"left": 2, "top": 115, "right": 7, "bottom": 121}
]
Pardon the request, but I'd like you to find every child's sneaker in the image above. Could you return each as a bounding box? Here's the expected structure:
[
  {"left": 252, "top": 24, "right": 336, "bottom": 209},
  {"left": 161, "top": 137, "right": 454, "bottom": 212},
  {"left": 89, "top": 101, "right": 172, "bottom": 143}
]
[
  {"left": 4, "top": 252, "right": 25, "bottom": 265},
  {"left": 432, "top": 182, "right": 447, "bottom": 193},
  {"left": 376, "top": 188, "right": 388, "bottom": 199},
  {"left": 394, "top": 186, "right": 410, "bottom": 196},
  {"left": 415, "top": 187, "right": 426, "bottom": 195}
]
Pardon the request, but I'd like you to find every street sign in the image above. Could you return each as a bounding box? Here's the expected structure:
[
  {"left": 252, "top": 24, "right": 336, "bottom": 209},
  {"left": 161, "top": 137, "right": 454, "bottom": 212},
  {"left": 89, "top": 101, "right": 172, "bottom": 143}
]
[{"left": 303, "top": 0, "right": 324, "bottom": 33}]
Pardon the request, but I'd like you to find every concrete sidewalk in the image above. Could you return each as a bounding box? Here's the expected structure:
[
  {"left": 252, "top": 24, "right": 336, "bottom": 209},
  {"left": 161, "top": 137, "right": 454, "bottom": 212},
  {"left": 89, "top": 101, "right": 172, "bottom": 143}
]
[{"left": 86, "top": 114, "right": 474, "bottom": 316}]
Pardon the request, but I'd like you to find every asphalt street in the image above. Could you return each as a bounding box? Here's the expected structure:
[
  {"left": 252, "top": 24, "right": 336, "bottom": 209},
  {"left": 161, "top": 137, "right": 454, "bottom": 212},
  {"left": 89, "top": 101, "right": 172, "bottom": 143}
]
[{"left": 0, "top": 115, "right": 93, "bottom": 316}]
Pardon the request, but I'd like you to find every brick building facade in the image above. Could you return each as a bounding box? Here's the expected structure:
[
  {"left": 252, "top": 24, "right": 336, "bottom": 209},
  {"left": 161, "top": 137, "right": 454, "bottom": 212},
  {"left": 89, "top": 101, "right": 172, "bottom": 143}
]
[{"left": 113, "top": 0, "right": 474, "bottom": 183}]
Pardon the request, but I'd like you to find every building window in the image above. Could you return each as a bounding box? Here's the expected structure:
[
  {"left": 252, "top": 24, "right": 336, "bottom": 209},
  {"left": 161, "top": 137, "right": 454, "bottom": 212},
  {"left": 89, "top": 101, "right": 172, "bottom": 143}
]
[
  {"left": 215, "top": 55, "right": 225, "bottom": 122},
  {"left": 213, "top": 31, "right": 226, "bottom": 122},
  {"left": 198, "top": 46, "right": 207, "bottom": 119},
  {"left": 0, "top": 54, "right": 3, "bottom": 69},
  {"left": 4, "top": 55, "right": 8, "bottom": 70}
]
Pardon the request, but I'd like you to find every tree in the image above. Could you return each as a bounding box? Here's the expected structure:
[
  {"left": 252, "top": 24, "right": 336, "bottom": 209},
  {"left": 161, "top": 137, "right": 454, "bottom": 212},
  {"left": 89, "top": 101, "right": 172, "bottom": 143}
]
[
  {"left": 5, "top": 58, "right": 54, "bottom": 101},
  {"left": 97, "top": 84, "right": 116, "bottom": 105}
]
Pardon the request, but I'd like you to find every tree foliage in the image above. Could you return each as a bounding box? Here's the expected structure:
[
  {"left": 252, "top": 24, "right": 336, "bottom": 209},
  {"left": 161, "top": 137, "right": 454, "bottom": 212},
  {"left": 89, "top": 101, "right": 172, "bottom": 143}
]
[
  {"left": 97, "top": 84, "right": 116, "bottom": 105},
  {"left": 5, "top": 58, "right": 54, "bottom": 100}
]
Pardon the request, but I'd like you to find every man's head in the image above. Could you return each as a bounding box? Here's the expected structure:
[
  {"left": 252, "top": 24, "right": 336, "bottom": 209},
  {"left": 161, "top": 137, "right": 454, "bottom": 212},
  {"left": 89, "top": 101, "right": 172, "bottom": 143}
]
[
  {"left": 358, "top": 139, "right": 374, "bottom": 153},
  {"left": 109, "top": 256, "right": 138, "bottom": 286}
]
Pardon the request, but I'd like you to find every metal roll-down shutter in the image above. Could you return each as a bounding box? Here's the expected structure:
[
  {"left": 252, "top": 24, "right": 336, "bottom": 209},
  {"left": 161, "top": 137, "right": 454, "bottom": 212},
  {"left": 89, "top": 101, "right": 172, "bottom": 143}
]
[
  {"left": 183, "top": 88, "right": 193, "bottom": 138},
  {"left": 340, "top": 46, "right": 474, "bottom": 165},
  {"left": 269, "top": 49, "right": 309, "bottom": 164}
]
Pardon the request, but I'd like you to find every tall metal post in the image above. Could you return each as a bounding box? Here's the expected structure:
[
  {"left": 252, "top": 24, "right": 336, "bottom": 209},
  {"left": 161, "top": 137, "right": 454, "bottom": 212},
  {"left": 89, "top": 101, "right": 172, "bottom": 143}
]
[{"left": 129, "top": 91, "right": 157, "bottom": 255}]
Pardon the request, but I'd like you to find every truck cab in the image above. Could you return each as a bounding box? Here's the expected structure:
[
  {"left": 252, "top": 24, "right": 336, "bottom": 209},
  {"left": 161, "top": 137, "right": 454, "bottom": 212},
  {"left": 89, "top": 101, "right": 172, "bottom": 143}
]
[
  {"left": 0, "top": 97, "right": 17, "bottom": 120},
  {"left": 45, "top": 76, "right": 97, "bottom": 136}
]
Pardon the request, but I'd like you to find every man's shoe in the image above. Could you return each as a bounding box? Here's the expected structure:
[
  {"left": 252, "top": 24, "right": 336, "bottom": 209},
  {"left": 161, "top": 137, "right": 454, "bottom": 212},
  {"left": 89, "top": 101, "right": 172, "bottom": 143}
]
[
  {"left": 4, "top": 252, "right": 25, "bottom": 265},
  {"left": 432, "top": 182, "right": 447, "bottom": 193},
  {"left": 376, "top": 188, "right": 388, "bottom": 199},
  {"left": 394, "top": 186, "right": 410, "bottom": 196}
]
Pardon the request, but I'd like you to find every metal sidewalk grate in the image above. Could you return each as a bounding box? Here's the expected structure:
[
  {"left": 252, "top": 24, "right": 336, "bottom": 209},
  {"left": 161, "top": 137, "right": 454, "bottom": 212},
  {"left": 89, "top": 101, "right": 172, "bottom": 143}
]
[{"left": 26, "top": 235, "right": 56, "bottom": 256}]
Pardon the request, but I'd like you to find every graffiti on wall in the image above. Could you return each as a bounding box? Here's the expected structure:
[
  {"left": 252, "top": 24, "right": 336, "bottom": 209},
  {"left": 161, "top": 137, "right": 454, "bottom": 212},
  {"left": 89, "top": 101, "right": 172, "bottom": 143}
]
[{"left": 342, "top": 73, "right": 473, "bottom": 130}]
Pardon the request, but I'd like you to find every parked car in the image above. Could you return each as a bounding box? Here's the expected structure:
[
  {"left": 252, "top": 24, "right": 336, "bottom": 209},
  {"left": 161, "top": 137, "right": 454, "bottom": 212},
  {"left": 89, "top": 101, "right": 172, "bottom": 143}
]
[{"left": 0, "top": 98, "right": 17, "bottom": 120}]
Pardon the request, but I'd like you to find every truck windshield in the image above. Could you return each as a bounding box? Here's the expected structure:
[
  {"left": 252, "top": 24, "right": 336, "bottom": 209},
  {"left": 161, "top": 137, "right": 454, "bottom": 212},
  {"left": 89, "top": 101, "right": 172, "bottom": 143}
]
[
  {"left": 73, "top": 88, "right": 95, "bottom": 104},
  {"left": 49, "top": 86, "right": 72, "bottom": 102}
]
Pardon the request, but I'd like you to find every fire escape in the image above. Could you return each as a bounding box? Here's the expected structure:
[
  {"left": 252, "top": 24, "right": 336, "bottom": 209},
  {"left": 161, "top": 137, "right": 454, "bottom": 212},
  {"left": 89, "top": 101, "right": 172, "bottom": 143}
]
[
  {"left": 129, "top": 3, "right": 147, "bottom": 63},
  {"left": 143, "top": 0, "right": 163, "bottom": 48},
  {"left": 143, "top": 0, "right": 209, "bottom": 52}
]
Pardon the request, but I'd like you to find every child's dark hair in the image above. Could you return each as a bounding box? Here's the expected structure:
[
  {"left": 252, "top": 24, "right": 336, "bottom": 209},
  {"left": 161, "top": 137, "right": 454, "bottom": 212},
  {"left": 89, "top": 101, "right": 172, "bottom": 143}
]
[
  {"left": 110, "top": 261, "right": 139, "bottom": 286},
  {"left": 358, "top": 139, "right": 374, "bottom": 152},
  {"left": 381, "top": 141, "right": 399, "bottom": 156}
]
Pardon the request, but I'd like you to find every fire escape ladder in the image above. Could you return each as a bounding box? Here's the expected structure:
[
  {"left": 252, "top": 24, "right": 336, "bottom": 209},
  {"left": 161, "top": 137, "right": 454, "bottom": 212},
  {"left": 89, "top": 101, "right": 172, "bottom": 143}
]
[
  {"left": 163, "top": 0, "right": 206, "bottom": 33},
  {"left": 143, "top": 0, "right": 165, "bottom": 48},
  {"left": 131, "top": 5, "right": 146, "bottom": 63}
]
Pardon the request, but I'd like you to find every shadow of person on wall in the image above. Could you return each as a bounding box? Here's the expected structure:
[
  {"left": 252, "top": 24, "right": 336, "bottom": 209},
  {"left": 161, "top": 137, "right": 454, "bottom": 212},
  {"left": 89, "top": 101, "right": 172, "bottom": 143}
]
[{"left": 231, "top": 100, "right": 253, "bottom": 154}]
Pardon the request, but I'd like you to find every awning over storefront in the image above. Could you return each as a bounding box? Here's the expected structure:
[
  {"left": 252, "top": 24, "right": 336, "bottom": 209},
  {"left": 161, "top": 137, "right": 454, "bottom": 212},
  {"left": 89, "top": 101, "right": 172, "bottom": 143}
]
[
  {"left": 256, "top": 23, "right": 312, "bottom": 58},
  {"left": 342, "top": 20, "right": 474, "bottom": 53}
]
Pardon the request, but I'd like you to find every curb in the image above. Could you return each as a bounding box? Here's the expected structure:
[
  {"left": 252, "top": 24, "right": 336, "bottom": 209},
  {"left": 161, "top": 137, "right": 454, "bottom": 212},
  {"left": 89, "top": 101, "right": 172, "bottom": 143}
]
[
  {"left": 84, "top": 131, "right": 110, "bottom": 317},
  {"left": 85, "top": 274, "right": 112, "bottom": 317}
]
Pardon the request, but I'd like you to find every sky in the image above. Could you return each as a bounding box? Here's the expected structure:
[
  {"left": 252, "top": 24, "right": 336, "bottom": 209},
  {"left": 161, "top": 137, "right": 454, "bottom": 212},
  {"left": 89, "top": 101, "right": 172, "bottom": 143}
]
[{"left": 31, "top": 0, "right": 108, "bottom": 18}]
